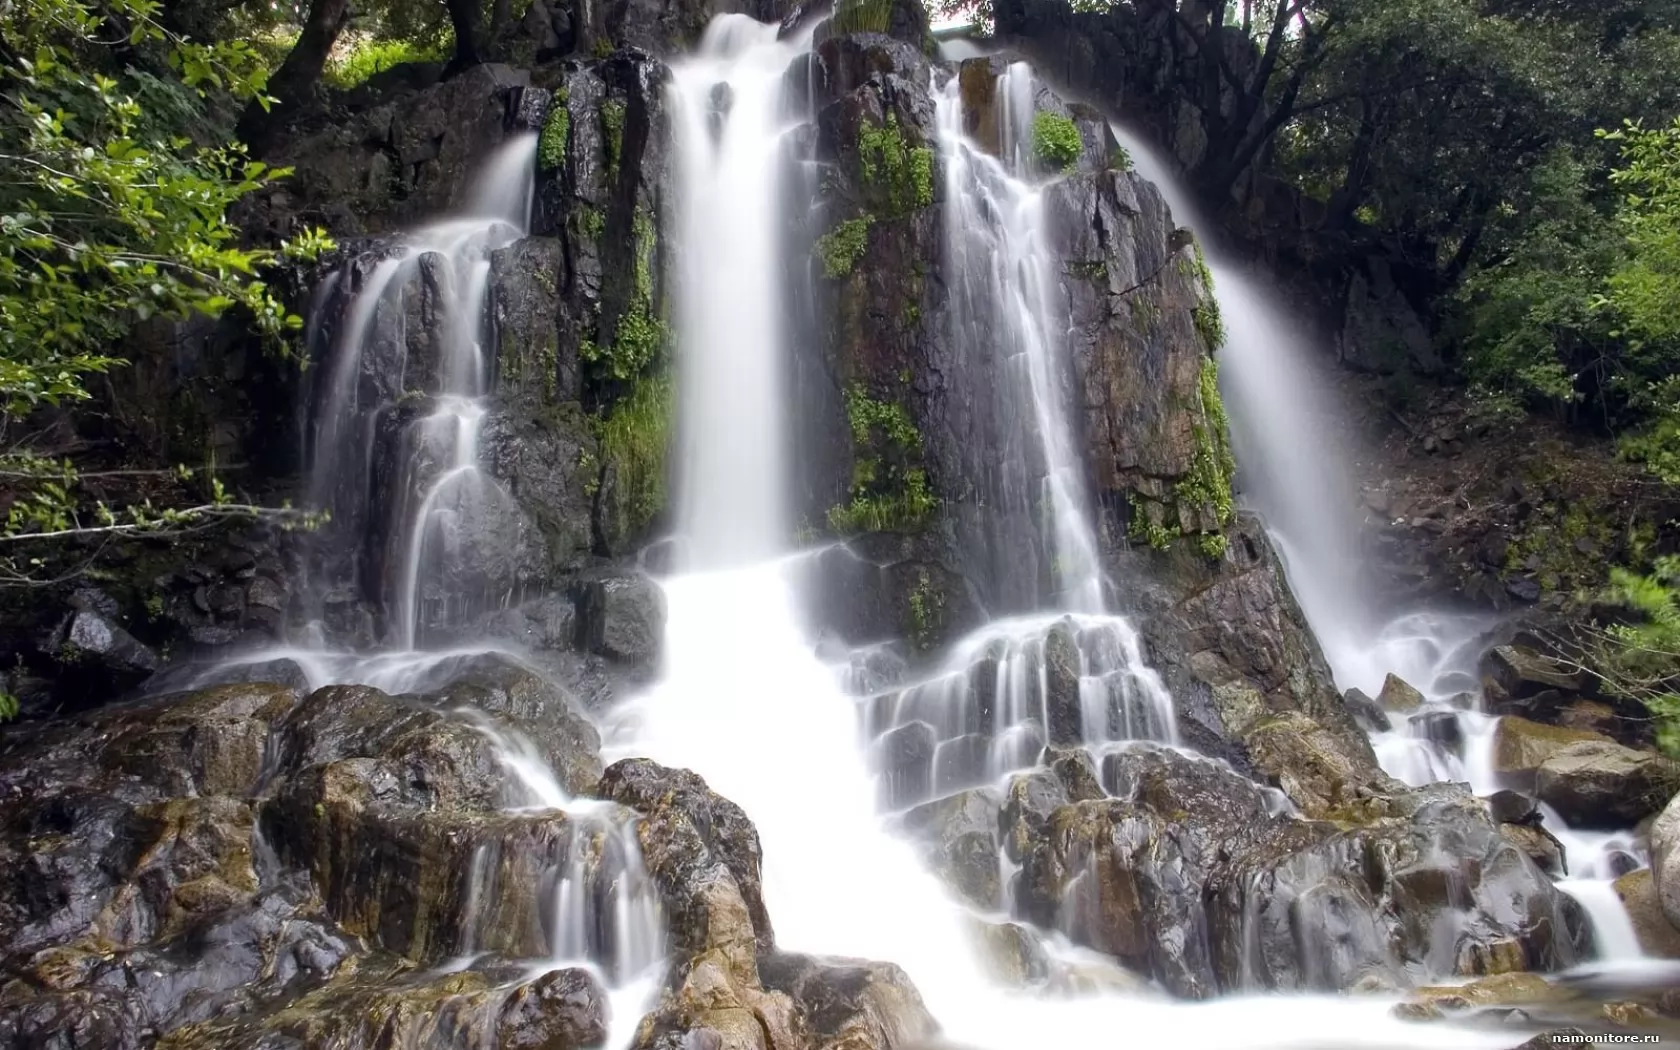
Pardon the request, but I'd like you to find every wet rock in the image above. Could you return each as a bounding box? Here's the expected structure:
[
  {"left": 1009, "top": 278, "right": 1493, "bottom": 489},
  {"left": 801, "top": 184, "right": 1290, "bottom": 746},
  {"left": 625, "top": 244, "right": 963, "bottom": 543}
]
[
  {"left": 492, "top": 237, "right": 577, "bottom": 407},
  {"left": 1377, "top": 673, "right": 1425, "bottom": 711},
  {"left": 1491, "top": 716, "right": 1608, "bottom": 775},
  {"left": 1343, "top": 687, "right": 1391, "bottom": 732},
  {"left": 1014, "top": 745, "right": 1588, "bottom": 994},
  {"left": 1044, "top": 619, "right": 1082, "bottom": 747},
  {"left": 1484, "top": 646, "right": 1588, "bottom": 700},
  {"left": 571, "top": 570, "right": 666, "bottom": 667},
  {"left": 874, "top": 721, "right": 936, "bottom": 811},
  {"left": 1000, "top": 768, "right": 1071, "bottom": 863},
  {"left": 497, "top": 967, "right": 610, "bottom": 1049},
  {"left": 596, "top": 758, "right": 775, "bottom": 963},
  {"left": 1534, "top": 740, "right": 1680, "bottom": 829},
  {"left": 897, "top": 788, "right": 1002, "bottom": 908},
  {"left": 1612, "top": 869, "right": 1680, "bottom": 959},
  {"left": 1409, "top": 710, "right": 1465, "bottom": 760},
  {"left": 422, "top": 653, "right": 604, "bottom": 795},
  {"left": 1505, "top": 1031, "right": 1593, "bottom": 1050},
  {"left": 1241, "top": 711, "right": 1393, "bottom": 818},
  {"left": 1400, "top": 972, "right": 1573, "bottom": 1018},
  {"left": 757, "top": 952, "right": 938, "bottom": 1050},
  {"left": 1500, "top": 822, "right": 1567, "bottom": 877},
  {"left": 1487, "top": 788, "right": 1540, "bottom": 825},
  {"left": 1652, "top": 790, "right": 1680, "bottom": 932},
  {"left": 963, "top": 917, "right": 1050, "bottom": 986}
]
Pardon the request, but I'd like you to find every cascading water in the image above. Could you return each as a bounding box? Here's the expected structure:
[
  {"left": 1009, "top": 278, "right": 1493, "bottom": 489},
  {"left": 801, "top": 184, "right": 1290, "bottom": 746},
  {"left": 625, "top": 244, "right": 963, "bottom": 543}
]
[
  {"left": 617, "top": 21, "right": 1524, "bottom": 1049},
  {"left": 1104, "top": 119, "right": 1662, "bottom": 973}
]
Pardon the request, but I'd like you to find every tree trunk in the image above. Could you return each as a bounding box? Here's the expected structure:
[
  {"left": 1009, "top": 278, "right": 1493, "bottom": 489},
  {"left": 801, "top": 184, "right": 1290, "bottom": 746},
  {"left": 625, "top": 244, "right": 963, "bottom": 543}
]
[
  {"left": 235, "top": 0, "right": 350, "bottom": 154},
  {"left": 444, "top": 0, "right": 482, "bottom": 76}
]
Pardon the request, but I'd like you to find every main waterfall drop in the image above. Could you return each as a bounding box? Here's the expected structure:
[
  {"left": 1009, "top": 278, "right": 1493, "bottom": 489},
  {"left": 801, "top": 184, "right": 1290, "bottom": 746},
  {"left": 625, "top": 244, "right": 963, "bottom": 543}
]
[{"left": 621, "top": 18, "right": 1534, "bottom": 1050}]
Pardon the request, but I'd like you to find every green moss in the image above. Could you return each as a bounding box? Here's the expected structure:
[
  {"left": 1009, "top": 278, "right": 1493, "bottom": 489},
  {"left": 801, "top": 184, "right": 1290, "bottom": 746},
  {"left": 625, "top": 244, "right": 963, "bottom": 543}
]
[
  {"left": 815, "top": 216, "right": 875, "bottom": 279},
  {"left": 827, "top": 384, "right": 936, "bottom": 534},
  {"left": 592, "top": 36, "right": 615, "bottom": 59},
  {"left": 1193, "top": 300, "right": 1225, "bottom": 350},
  {"left": 601, "top": 100, "right": 626, "bottom": 178},
  {"left": 580, "top": 208, "right": 667, "bottom": 382},
  {"left": 1127, "top": 492, "right": 1174, "bottom": 551},
  {"left": 595, "top": 374, "right": 672, "bottom": 541},
  {"left": 908, "top": 568, "right": 945, "bottom": 651},
  {"left": 1110, "top": 144, "right": 1133, "bottom": 172},
  {"left": 1032, "top": 112, "right": 1082, "bottom": 173},
  {"left": 1175, "top": 356, "right": 1237, "bottom": 529},
  {"left": 538, "top": 92, "right": 570, "bottom": 172},
  {"left": 1129, "top": 359, "right": 1236, "bottom": 559},
  {"left": 572, "top": 205, "right": 605, "bottom": 241},
  {"left": 1064, "top": 259, "right": 1107, "bottom": 282},
  {"left": 324, "top": 36, "right": 450, "bottom": 90},
  {"left": 858, "top": 113, "right": 935, "bottom": 214},
  {"left": 830, "top": 0, "right": 894, "bottom": 34}
]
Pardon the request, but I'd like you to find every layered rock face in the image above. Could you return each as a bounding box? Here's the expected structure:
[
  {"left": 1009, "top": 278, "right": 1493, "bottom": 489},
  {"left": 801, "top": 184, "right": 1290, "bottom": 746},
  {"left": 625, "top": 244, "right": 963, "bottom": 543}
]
[{"left": 6, "top": 4, "right": 1679, "bottom": 1050}]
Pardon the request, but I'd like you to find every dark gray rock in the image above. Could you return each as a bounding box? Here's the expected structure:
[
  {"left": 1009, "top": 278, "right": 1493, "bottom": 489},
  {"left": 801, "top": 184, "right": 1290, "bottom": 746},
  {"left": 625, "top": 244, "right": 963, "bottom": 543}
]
[{"left": 571, "top": 570, "right": 666, "bottom": 667}]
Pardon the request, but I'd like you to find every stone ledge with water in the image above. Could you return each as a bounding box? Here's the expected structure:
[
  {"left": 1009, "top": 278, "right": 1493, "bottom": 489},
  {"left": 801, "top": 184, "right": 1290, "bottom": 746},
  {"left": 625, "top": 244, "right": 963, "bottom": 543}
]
[{"left": 4, "top": 0, "right": 1680, "bottom": 1049}]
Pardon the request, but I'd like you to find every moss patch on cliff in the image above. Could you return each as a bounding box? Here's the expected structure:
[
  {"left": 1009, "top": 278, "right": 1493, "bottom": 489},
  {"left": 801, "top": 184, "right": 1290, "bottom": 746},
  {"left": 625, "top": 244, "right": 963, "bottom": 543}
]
[
  {"left": 830, "top": 0, "right": 894, "bottom": 34},
  {"left": 908, "top": 567, "right": 945, "bottom": 651},
  {"left": 582, "top": 209, "right": 667, "bottom": 382},
  {"left": 828, "top": 384, "right": 936, "bottom": 534},
  {"left": 1032, "top": 112, "right": 1081, "bottom": 173},
  {"left": 595, "top": 374, "right": 672, "bottom": 543},
  {"left": 858, "top": 113, "right": 934, "bottom": 215},
  {"left": 538, "top": 92, "right": 570, "bottom": 172},
  {"left": 1128, "top": 359, "right": 1237, "bottom": 558},
  {"left": 601, "top": 99, "right": 626, "bottom": 178},
  {"left": 816, "top": 216, "right": 875, "bottom": 278}
]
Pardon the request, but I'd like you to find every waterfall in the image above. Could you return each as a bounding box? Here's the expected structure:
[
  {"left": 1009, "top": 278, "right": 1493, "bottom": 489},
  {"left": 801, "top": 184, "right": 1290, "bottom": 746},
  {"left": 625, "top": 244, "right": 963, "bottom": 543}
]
[
  {"left": 1105, "top": 120, "right": 1661, "bottom": 970},
  {"left": 620, "top": 21, "right": 1522, "bottom": 1050}
]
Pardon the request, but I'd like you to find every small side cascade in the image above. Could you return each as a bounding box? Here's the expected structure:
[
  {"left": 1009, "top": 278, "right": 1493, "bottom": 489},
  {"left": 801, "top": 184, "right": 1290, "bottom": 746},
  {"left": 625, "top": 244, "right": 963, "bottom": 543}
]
[
  {"left": 299, "top": 133, "right": 539, "bottom": 650},
  {"left": 861, "top": 614, "right": 1175, "bottom": 811}
]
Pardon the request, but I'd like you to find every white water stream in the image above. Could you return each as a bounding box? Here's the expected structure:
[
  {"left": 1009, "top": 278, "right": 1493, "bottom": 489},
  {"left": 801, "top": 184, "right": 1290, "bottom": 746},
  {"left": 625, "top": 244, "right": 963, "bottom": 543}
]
[
  {"left": 609, "top": 19, "right": 1529, "bottom": 1050},
  {"left": 1102, "top": 120, "right": 1660, "bottom": 973}
]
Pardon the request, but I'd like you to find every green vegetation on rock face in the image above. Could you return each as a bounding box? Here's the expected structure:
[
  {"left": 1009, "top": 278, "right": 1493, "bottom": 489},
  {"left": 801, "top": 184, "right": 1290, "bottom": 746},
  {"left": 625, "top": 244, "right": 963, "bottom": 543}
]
[
  {"left": 1127, "top": 358, "right": 1236, "bottom": 559},
  {"left": 0, "top": 0, "right": 333, "bottom": 600},
  {"left": 325, "top": 35, "right": 450, "bottom": 89},
  {"left": 582, "top": 210, "right": 667, "bottom": 383},
  {"left": 538, "top": 93, "right": 571, "bottom": 172},
  {"left": 858, "top": 114, "right": 935, "bottom": 214},
  {"left": 831, "top": 0, "right": 895, "bottom": 34},
  {"left": 1591, "top": 557, "right": 1680, "bottom": 757},
  {"left": 1032, "top": 112, "right": 1082, "bottom": 173},
  {"left": 815, "top": 217, "right": 876, "bottom": 279},
  {"left": 594, "top": 375, "right": 673, "bottom": 543},
  {"left": 827, "top": 384, "right": 937, "bottom": 534},
  {"left": 601, "top": 100, "right": 627, "bottom": 178},
  {"left": 908, "top": 567, "right": 945, "bottom": 651}
]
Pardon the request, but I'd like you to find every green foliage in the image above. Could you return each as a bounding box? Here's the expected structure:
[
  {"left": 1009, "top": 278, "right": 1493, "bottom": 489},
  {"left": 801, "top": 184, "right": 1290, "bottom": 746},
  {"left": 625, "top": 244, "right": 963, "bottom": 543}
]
[
  {"left": 581, "top": 210, "right": 666, "bottom": 382},
  {"left": 324, "top": 35, "right": 449, "bottom": 90},
  {"left": 0, "top": 0, "right": 332, "bottom": 585},
  {"left": 831, "top": 0, "right": 894, "bottom": 34},
  {"left": 1109, "top": 144, "right": 1133, "bottom": 173},
  {"left": 1126, "top": 492, "right": 1173, "bottom": 552},
  {"left": 1597, "top": 555, "right": 1680, "bottom": 757},
  {"left": 601, "top": 100, "right": 626, "bottom": 178},
  {"left": 1031, "top": 112, "right": 1081, "bottom": 173},
  {"left": 857, "top": 114, "right": 934, "bottom": 214},
  {"left": 815, "top": 217, "right": 875, "bottom": 279},
  {"left": 594, "top": 375, "right": 672, "bottom": 541},
  {"left": 1192, "top": 301, "right": 1225, "bottom": 351},
  {"left": 827, "top": 384, "right": 936, "bottom": 534},
  {"left": 907, "top": 568, "right": 944, "bottom": 652},
  {"left": 538, "top": 93, "right": 571, "bottom": 173},
  {"left": 1177, "top": 357, "right": 1237, "bottom": 527}
]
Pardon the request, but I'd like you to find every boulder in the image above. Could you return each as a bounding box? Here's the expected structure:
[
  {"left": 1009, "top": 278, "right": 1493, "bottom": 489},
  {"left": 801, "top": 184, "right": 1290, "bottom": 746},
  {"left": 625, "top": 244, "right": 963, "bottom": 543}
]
[
  {"left": 1377, "top": 673, "right": 1424, "bottom": 711},
  {"left": 571, "top": 571, "right": 666, "bottom": 668},
  {"left": 1343, "top": 688, "right": 1391, "bottom": 732},
  {"left": 1611, "top": 869, "right": 1680, "bottom": 959},
  {"left": 1499, "top": 823, "right": 1567, "bottom": 877},
  {"left": 497, "top": 968, "right": 611, "bottom": 1050},
  {"left": 1011, "top": 745, "right": 1588, "bottom": 995},
  {"left": 1654, "top": 790, "right": 1680, "bottom": 933},
  {"left": 1486, "top": 789, "right": 1540, "bottom": 825},
  {"left": 595, "top": 758, "right": 774, "bottom": 964},
  {"left": 1241, "top": 711, "right": 1393, "bottom": 818},
  {"left": 1534, "top": 740, "right": 1680, "bottom": 828},
  {"left": 1491, "top": 716, "right": 1608, "bottom": 775},
  {"left": 758, "top": 953, "right": 938, "bottom": 1050},
  {"left": 896, "top": 788, "right": 1003, "bottom": 908},
  {"left": 422, "top": 654, "right": 604, "bottom": 795},
  {"left": 1484, "top": 646, "right": 1587, "bottom": 700}
]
